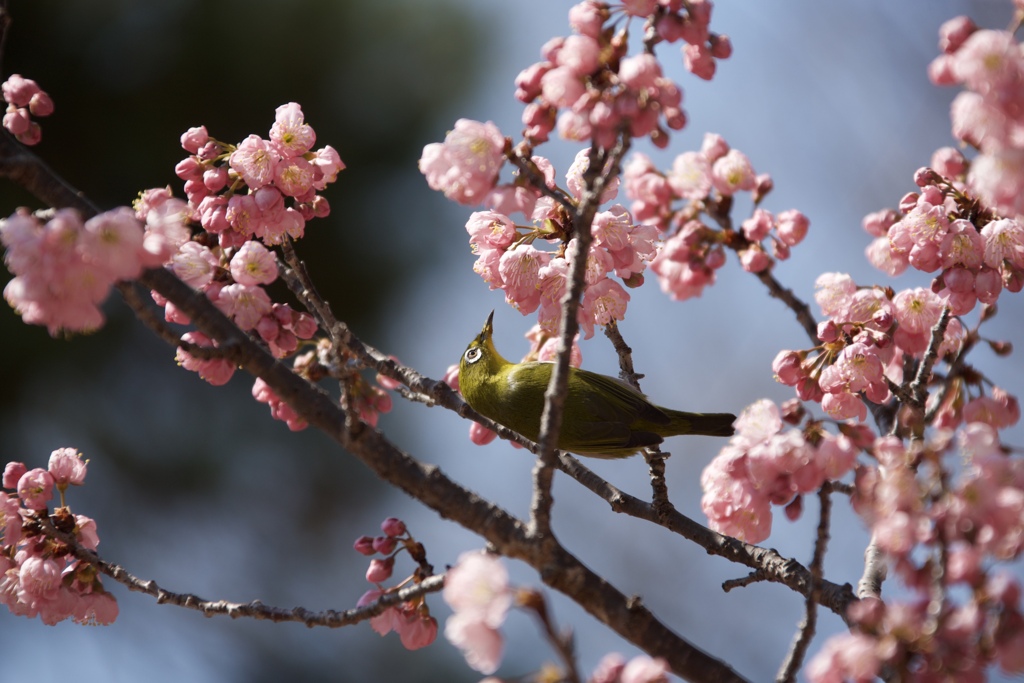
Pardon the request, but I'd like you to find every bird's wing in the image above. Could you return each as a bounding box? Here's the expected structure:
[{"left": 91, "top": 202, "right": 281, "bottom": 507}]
[{"left": 569, "top": 368, "right": 672, "bottom": 426}]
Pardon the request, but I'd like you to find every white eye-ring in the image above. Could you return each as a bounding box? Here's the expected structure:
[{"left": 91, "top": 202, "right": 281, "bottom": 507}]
[{"left": 464, "top": 347, "right": 482, "bottom": 364}]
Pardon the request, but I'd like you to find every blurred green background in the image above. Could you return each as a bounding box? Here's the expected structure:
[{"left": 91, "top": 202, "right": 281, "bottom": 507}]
[{"left": 1, "top": 1, "right": 1022, "bottom": 682}]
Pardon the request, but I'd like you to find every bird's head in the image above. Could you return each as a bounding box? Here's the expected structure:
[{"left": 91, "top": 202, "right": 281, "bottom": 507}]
[{"left": 459, "top": 310, "right": 508, "bottom": 389}]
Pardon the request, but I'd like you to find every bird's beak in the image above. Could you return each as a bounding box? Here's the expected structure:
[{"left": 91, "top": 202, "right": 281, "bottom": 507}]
[{"left": 483, "top": 310, "right": 494, "bottom": 337}]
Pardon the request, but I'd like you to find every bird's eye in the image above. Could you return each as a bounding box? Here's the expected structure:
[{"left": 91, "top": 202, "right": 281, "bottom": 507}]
[{"left": 464, "top": 347, "right": 482, "bottom": 364}]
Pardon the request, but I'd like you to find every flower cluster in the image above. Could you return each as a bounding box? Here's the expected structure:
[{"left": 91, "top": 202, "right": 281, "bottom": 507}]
[
  {"left": 623, "top": 134, "right": 806, "bottom": 300},
  {"left": 515, "top": 0, "right": 730, "bottom": 147},
  {"left": 700, "top": 399, "right": 862, "bottom": 543},
  {"left": 448, "top": 148, "right": 657, "bottom": 338},
  {"left": 443, "top": 551, "right": 513, "bottom": 675},
  {"left": 0, "top": 449, "right": 117, "bottom": 626},
  {"left": 171, "top": 103, "right": 343, "bottom": 249},
  {"left": 930, "top": 17, "right": 1024, "bottom": 219},
  {"left": 419, "top": 119, "right": 507, "bottom": 205},
  {"left": 118, "top": 105, "right": 339, "bottom": 427},
  {"left": 1, "top": 74, "right": 53, "bottom": 146},
  {"left": 864, "top": 169, "right": 1024, "bottom": 315},
  {"left": 808, "top": 424, "right": 1024, "bottom": 680},
  {"left": 1, "top": 207, "right": 163, "bottom": 334},
  {"left": 772, "top": 274, "right": 966, "bottom": 421},
  {"left": 354, "top": 517, "right": 438, "bottom": 652}
]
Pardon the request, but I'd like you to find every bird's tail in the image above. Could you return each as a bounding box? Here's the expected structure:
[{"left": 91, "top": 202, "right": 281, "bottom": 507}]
[{"left": 669, "top": 411, "right": 737, "bottom": 437}]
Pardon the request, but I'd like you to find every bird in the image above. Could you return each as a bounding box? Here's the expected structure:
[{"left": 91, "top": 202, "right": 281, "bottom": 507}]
[{"left": 458, "top": 311, "right": 736, "bottom": 458}]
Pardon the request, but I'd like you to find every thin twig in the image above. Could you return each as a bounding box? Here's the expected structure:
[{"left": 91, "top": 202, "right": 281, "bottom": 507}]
[
  {"left": 603, "top": 320, "right": 643, "bottom": 389},
  {"left": 908, "top": 306, "right": 951, "bottom": 407},
  {"left": 31, "top": 513, "right": 445, "bottom": 627},
  {"left": 522, "top": 590, "right": 583, "bottom": 683},
  {"left": 555, "top": 454, "right": 857, "bottom": 619},
  {"left": 754, "top": 269, "right": 819, "bottom": 344},
  {"left": 722, "top": 570, "right": 767, "bottom": 592},
  {"left": 775, "top": 486, "right": 832, "bottom": 683}
]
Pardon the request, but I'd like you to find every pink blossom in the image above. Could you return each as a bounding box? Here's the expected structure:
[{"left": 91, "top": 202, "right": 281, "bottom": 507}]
[
  {"left": 176, "top": 331, "right": 236, "bottom": 386},
  {"left": 939, "top": 16, "right": 977, "bottom": 54},
  {"left": 590, "top": 654, "right": 626, "bottom": 683},
  {"left": 273, "top": 156, "right": 315, "bottom": 198},
  {"left": 230, "top": 135, "right": 279, "bottom": 190},
  {"left": 75, "top": 514, "right": 100, "bottom": 550},
  {"left": 269, "top": 102, "right": 315, "bottom": 156},
  {"left": 950, "top": 29, "right": 1024, "bottom": 95},
  {"left": 396, "top": 610, "right": 438, "bottom": 650},
  {"left": 579, "top": 277, "right": 629, "bottom": 339},
  {"left": 667, "top": 150, "right": 711, "bottom": 199},
  {"left": 419, "top": 119, "right": 506, "bottom": 205},
  {"left": 710, "top": 149, "right": 755, "bottom": 195},
  {"left": 866, "top": 236, "right": 909, "bottom": 276},
  {"left": 557, "top": 35, "right": 601, "bottom": 76},
  {"left": 738, "top": 245, "right": 771, "bottom": 273},
  {"left": 568, "top": 1, "right": 606, "bottom": 38},
  {"left": 941, "top": 218, "right": 985, "bottom": 269},
  {"left": 229, "top": 240, "right": 278, "bottom": 286},
  {"left": 980, "top": 218, "right": 1024, "bottom": 270},
  {"left": 445, "top": 612, "right": 505, "bottom": 675},
  {"left": 701, "top": 454, "right": 773, "bottom": 542},
  {"left": 171, "top": 241, "right": 218, "bottom": 289},
  {"left": 47, "top": 448, "right": 86, "bottom": 489},
  {"left": 17, "top": 468, "right": 53, "bottom": 510},
  {"left": 443, "top": 552, "right": 512, "bottom": 675},
  {"left": 80, "top": 207, "right": 145, "bottom": 280},
  {"left": 621, "top": 655, "right": 670, "bottom": 683},
  {"left": 217, "top": 283, "right": 273, "bottom": 330},
  {"left": 618, "top": 53, "right": 662, "bottom": 90},
  {"left": 17, "top": 555, "right": 61, "bottom": 603},
  {"left": 776, "top": 209, "right": 809, "bottom": 246},
  {"left": 970, "top": 149, "right": 1024, "bottom": 217},
  {"left": 806, "top": 633, "right": 881, "bottom": 683},
  {"left": 683, "top": 43, "right": 716, "bottom": 80},
  {"left": 140, "top": 197, "right": 191, "bottom": 266},
  {"left": 72, "top": 591, "right": 118, "bottom": 626},
  {"left": 892, "top": 287, "right": 943, "bottom": 334},
  {"left": 310, "top": 145, "right": 345, "bottom": 190},
  {"left": 499, "top": 244, "right": 548, "bottom": 314},
  {"left": 741, "top": 208, "right": 773, "bottom": 242},
  {"left": 252, "top": 378, "right": 308, "bottom": 431},
  {"left": 821, "top": 390, "right": 866, "bottom": 421}
]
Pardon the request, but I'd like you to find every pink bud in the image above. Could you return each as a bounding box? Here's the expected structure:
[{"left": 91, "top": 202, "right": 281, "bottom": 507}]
[
  {"left": 372, "top": 536, "right": 397, "bottom": 555},
  {"left": 174, "top": 157, "right": 203, "bottom": 181},
  {"left": 898, "top": 192, "right": 919, "bottom": 214},
  {"left": 817, "top": 321, "right": 839, "bottom": 343},
  {"left": 366, "top": 557, "right": 395, "bottom": 583},
  {"left": 709, "top": 34, "right": 732, "bottom": 59},
  {"left": 353, "top": 535, "right": 375, "bottom": 556},
  {"left": 3, "top": 462, "right": 26, "bottom": 489},
  {"left": 381, "top": 517, "right": 406, "bottom": 538}
]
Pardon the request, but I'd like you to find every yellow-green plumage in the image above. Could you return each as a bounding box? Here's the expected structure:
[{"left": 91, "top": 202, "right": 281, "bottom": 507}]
[{"left": 459, "top": 312, "right": 736, "bottom": 458}]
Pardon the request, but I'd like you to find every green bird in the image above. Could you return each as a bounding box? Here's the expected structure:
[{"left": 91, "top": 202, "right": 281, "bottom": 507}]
[{"left": 458, "top": 312, "right": 736, "bottom": 458}]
